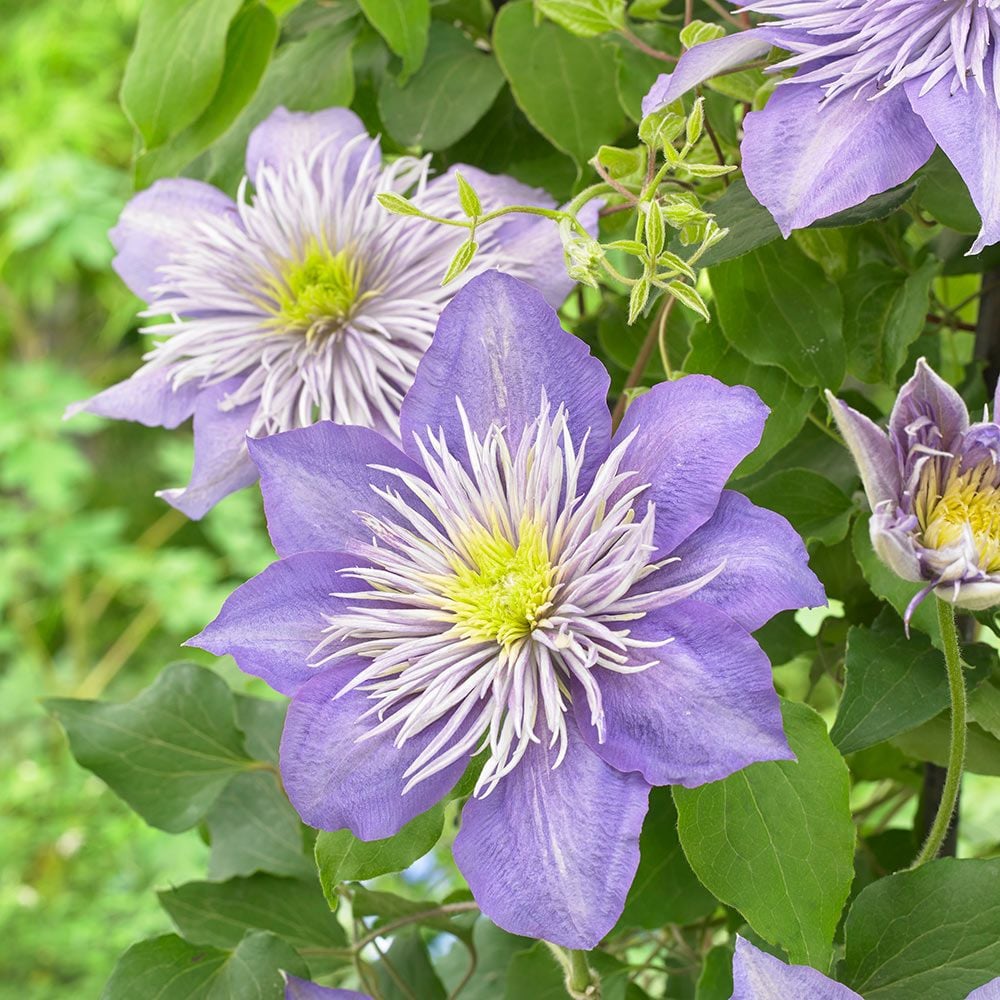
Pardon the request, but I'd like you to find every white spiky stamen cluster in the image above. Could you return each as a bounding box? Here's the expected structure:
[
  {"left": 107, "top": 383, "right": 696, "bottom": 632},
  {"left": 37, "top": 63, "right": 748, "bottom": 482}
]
[
  {"left": 744, "top": 0, "right": 1000, "bottom": 105},
  {"left": 136, "top": 136, "right": 522, "bottom": 439},
  {"left": 314, "top": 400, "right": 723, "bottom": 797}
]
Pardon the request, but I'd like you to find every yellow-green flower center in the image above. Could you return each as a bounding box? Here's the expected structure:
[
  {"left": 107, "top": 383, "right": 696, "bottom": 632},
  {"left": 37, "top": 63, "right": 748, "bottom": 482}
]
[
  {"left": 271, "top": 246, "right": 363, "bottom": 341},
  {"left": 918, "top": 460, "right": 1000, "bottom": 572},
  {"left": 444, "top": 519, "right": 557, "bottom": 647}
]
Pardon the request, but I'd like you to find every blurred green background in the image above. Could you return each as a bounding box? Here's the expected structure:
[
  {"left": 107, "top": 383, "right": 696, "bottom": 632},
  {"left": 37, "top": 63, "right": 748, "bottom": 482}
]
[{"left": 0, "top": 2, "right": 280, "bottom": 994}]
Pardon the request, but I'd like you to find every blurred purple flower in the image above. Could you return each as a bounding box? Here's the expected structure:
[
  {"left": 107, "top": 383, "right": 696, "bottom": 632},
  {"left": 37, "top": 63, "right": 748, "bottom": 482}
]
[
  {"left": 67, "top": 107, "right": 585, "bottom": 517},
  {"left": 828, "top": 358, "right": 1000, "bottom": 617},
  {"left": 731, "top": 936, "right": 1000, "bottom": 999},
  {"left": 191, "top": 271, "right": 824, "bottom": 949},
  {"left": 284, "top": 974, "right": 368, "bottom": 1000},
  {"left": 643, "top": 2, "right": 1000, "bottom": 251}
]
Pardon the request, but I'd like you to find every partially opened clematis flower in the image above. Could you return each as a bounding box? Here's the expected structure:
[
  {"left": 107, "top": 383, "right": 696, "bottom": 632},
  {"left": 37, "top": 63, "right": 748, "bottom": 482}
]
[
  {"left": 730, "top": 936, "right": 1000, "bottom": 999},
  {"left": 67, "top": 106, "right": 583, "bottom": 517},
  {"left": 191, "top": 271, "right": 823, "bottom": 948},
  {"left": 828, "top": 358, "right": 1000, "bottom": 617},
  {"left": 643, "top": 2, "right": 1000, "bottom": 252}
]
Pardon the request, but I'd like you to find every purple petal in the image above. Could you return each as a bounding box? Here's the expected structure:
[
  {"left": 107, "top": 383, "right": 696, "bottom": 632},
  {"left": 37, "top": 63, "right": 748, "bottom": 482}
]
[
  {"left": 907, "top": 68, "right": 1000, "bottom": 255},
  {"left": 967, "top": 977, "right": 1000, "bottom": 1000},
  {"left": 189, "top": 550, "right": 362, "bottom": 696},
  {"left": 732, "top": 937, "right": 861, "bottom": 1000},
  {"left": 281, "top": 663, "right": 467, "bottom": 840},
  {"left": 742, "top": 83, "right": 934, "bottom": 236},
  {"left": 641, "top": 31, "right": 774, "bottom": 115},
  {"left": 109, "top": 178, "right": 239, "bottom": 301},
  {"left": 285, "top": 974, "right": 369, "bottom": 1000},
  {"left": 399, "top": 271, "right": 611, "bottom": 484},
  {"left": 453, "top": 721, "right": 648, "bottom": 949},
  {"left": 612, "top": 374, "right": 768, "bottom": 556},
  {"left": 245, "top": 105, "right": 375, "bottom": 180},
  {"left": 824, "top": 391, "right": 900, "bottom": 510},
  {"left": 642, "top": 490, "right": 825, "bottom": 632},
  {"left": 870, "top": 511, "right": 924, "bottom": 583},
  {"left": 249, "top": 422, "right": 432, "bottom": 558},
  {"left": 889, "top": 357, "right": 969, "bottom": 454},
  {"left": 575, "top": 600, "right": 793, "bottom": 788},
  {"left": 65, "top": 364, "right": 201, "bottom": 429},
  {"left": 157, "top": 378, "right": 258, "bottom": 519}
]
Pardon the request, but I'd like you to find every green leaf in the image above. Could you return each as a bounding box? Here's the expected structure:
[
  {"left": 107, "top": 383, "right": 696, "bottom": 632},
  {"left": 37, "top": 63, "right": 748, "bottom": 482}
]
[
  {"left": 679, "top": 20, "right": 726, "bottom": 48},
  {"left": 379, "top": 23, "right": 504, "bottom": 150},
  {"left": 494, "top": 1, "right": 628, "bottom": 167},
  {"left": 504, "top": 941, "right": 566, "bottom": 999},
  {"left": 536, "top": 0, "right": 626, "bottom": 36},
  {"left": 916, "top": 149, "right": 980, "bottom": 236},
  {"left": 696, "top": 945, "right": 735, "bottom": 1000},
  {"left": 830, "top": 611, "right": 993, "bottom": 755},
  {"left": 233, "top": 694, "right": 285, "bottom": 765},
  {"left": 744, "top": 468, "right": 853, "bottom": 546},
  {"left": 102, "top": 931, "right": 307, "bottom": 1000},
  {"left": 892, "top": 713, "right": 1000, "bottom": 777},
  {"left": 377, "top": 192, "right": 426, "bottom": 217},
  {"left": 201, "top": 22, "right": 357, "bottom": 193},
  {"left": 674, "top": 700, "right": 855, "bottom": 968},
  {"left": 158, "top": 874, "right": 346, "bottom": 954},
  {"left": 46, "top": 663, "right": 252, "bottom": 832},
  {"left": 812, "top": 180, "right": 919, "bottom": 230},
  {"left": 683, "top": 321, "right": 818, "bottom": 478},
  {"left": 442, "top": 238, "right": 479, "bottom": 284},
  {"left": 438, "top": 922, "right": 532, "bottom": 1000},
  {"left": 681, "top": 180, "right": 779, "bottom": 267},
  {"left": 376, "top": 932, "right": 447, "bottom": 1000},
  {"left": 969, "top": 666, "right": 1000, "bottom": 739},
  {"left": 315, "top": 803, "right": 444, "bottom": 891},
  {"left": 842, "top": 858, "right": 1000, "bottom": 998},
  {"left": 134, "top": 2, "right": 279, "bottom": 186},
  {"left": 455, "top": 172, "right": 483, "bottom": 216},
  {"left": 619, "top": 787, "right": 716, "bottom": 929},
  {"left": 351, "top": 886, "right": 477, "bottom": 944},
  {"left": 711, "top": 240, "right": 846, "bottom": 389},
  {"left": 206, "top": 770, "right": 312, "bottom": 880},
  {"left": 359, "top": 0, "right": 430, "bottom": 78},
  {"left": 842, "top": 258, "right": 938, "bottom": 385},
  {"left": 121, "top": 0, "right": 246, "bottom": 150}
]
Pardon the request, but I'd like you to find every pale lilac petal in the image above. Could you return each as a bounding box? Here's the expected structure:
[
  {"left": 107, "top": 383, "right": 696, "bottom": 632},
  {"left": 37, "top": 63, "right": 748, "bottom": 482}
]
[
  {"left": 870, "top": 512, "right": 924, "bottom": 583},
  {"left": 280, "top": 663, "right": 467, "bottom": 840},
  {"left": 641, "top": 31, "right": 774, "bottom": 114},
  {"left": 642, "top": 490, "right": 825, "bottom": 632},
  {"left": 612, "top": 375, "right": 768, "bottom": 556},
  {"left": 575, "top": 600, "right": 792, "bottom": 788},
  {"left": 400, "top": 271, "right": 612, "bottom": 484},
  {"left": 967, "top": 977, "right": 1000, "bottom": 1000},
  {"left": 249, "top": 422, "right": 432, "bottom": 558},
  {"left": 889, "top": 357, "right": 969, "bottom": 453},
  {"left": 109, "top": 179, "right": 239, "bottom": 301},
  {"left": 245, "top": 105, "right": 374, "bottom": 180},
  {"left": 65, "top": 364, "right": 201, "bottom": 429},
  {"left": 285, "top": 973, "right": 369, "bottom": 999},
  {"left": 907, "top": 67, "right": 1000, "bottom": 255},
  {"left": 453, "top": 721, "right": 648, "bottom": 949},
  {"left": 940, "top": 579, "right": 1000, "bottom": 612},
  {"left": 732, "top": 937, "right": 862, "bottom": 1000},
  {"left": 189, "top": 551, "right": 361, "bottom": 696},
  {"left": 157, "top": 378, "right": 258, "bottom": 519},
  {"left": 742, "top": 83, "right": 934, "bottom": 236},
  {"left": 825, "top": 391, "right": 900, "bottom": 509}
]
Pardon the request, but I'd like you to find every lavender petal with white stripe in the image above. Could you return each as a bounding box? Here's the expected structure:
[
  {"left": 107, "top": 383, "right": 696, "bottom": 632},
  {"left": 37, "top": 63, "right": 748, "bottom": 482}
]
[
  {"left": 642, "top": 1, "right": 1000, "bottom": 249},
  {"left": 192, "top": 271, "right": 825, "bottom": 948},
  {"left": 67, "top": 106, "right": 583, "bottom": 518}
]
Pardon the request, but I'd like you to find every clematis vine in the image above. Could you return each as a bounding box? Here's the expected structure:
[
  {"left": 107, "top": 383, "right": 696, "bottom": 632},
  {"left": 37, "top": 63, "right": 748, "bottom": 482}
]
[
  {"left": 729, "top": 936, "right": 1000, "bottom": 999},
  {"left": 191, "top": 270, "right": 823, "bottom": 948},
  {"left": 827, "top": 358, "right": 1000, "bottom": 616},
  {"left": 67, "top": 106, "right": 585, "bottom": 517},
  {"left": 828, "top": 357, "right": 1000, "bottom": 866},
  {"left": 642, "top": 1, "right": 1000, "bottom": 252}
]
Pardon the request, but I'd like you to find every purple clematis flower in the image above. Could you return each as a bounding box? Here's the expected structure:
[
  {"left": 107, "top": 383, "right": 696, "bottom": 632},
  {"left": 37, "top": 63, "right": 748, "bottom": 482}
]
[
  {"left": 67, "top": 106, "right": 585, "bottom": 518},
  {"left": 190, "top": 271, "right": 823, "bottom": 948},
  {"left": 828, "top": 358, "right": 1000, "bottom": 616},
  {"left": 730, "top": 936, "right": 1000, "bottom": 999},
  {"left": 284, "top": 974, "right": 368, "bottom": 1000},
  {"left": 643, "top": 2, "right": 1000, "bottom": 252}
]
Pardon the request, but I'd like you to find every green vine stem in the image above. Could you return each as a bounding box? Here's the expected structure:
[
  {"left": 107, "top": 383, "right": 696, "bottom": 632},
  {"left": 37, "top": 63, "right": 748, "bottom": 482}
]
[{"left": 911, "top": 598, "right": 967, "bottom": 867}]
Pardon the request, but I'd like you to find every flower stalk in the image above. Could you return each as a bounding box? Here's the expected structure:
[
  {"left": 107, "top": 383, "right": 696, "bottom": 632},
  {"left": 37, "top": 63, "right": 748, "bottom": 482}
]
[{"left": 912, "top": 598, "right": 967, "bottom": 868}]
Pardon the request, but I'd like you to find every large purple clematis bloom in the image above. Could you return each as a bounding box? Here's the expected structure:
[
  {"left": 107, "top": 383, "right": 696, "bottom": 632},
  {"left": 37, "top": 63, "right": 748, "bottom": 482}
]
[
  {"left": 642, "top": 2, "right": 1000, "bottom": 252},
  {"left": 191, "top": 271, "right": 823, "bottom": 948},
  {"left": 730, "top": 936, "right": 1000, "bottom": 999},
  {"left": 828, "top": 358, "right": 1000, "bottom": 615},
  {"left": 68, "top": 106, "right": 583, "bottom": 517}
]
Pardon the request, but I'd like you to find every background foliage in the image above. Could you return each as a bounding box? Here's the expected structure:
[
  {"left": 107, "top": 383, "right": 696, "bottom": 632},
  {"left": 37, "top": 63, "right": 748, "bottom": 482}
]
[{"left": 4, "top": 0, "right": 1000, "bottom": 997}]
